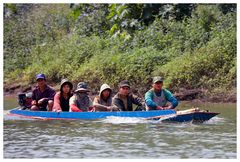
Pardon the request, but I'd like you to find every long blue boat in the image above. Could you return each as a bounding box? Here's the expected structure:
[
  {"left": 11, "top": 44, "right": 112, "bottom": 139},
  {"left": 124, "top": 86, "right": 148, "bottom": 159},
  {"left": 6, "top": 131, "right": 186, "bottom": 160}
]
[{"left": 8, "top": 108, "right": 219, "bottom": 123}]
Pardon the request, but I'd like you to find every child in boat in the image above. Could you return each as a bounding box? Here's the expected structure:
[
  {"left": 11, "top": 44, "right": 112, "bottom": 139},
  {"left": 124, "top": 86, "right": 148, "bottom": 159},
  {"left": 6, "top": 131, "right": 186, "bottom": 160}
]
[
  {"left": 145, "top": 76, "right": 178, "bottom": 111},
  {"left": 52, "top": 79, "right": 73, "bottom": 112},
  {"left": 93, "top": 84, "right": 117, "bottom": 111},
  {"left": 69, "top": 82, "right": 93, "bottom": 112},
  {"left": 112, "top": 80, "right": 145, "bottom": 111},
  {"left": 31, "top": 74, "right": 56, "bottom": 111}
]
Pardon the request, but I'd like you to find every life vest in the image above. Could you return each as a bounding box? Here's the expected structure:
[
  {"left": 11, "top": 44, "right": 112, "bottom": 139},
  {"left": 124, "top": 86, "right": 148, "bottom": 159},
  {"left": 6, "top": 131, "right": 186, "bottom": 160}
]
[{"left": 146, "top": 89, "right": 167, "bottom": 109}]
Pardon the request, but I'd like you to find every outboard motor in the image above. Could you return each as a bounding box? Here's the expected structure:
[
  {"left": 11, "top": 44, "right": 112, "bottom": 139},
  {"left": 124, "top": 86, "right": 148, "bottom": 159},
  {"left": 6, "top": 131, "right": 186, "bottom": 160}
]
[
  {"left": 18, "top": 93, "right": 26, "bottom": 108},
  {"left": 18, "top": 92, "right": 32, "bottom": 110},
  {"left": 25, "top": 92, "right": 33, "bottom": 108}
]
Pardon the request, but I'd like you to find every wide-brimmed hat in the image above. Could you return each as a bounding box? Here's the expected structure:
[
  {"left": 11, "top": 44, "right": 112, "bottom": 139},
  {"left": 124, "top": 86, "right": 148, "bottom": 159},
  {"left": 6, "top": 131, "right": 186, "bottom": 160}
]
[
  {"left": 119, "top": 80, "right": 130, "bottom": 88},
  {"left": 60, "top": 79, "right": 73, "bottom": 90},
  {"left": 100, "top": 84, "right": 111, "bottom": 95},
  {"left": 75, "top": 82, "right": 90, "bottom": 92},
  {"left": 152, "top": 76, "right": 164, "bottom": 84},
  {"left": 36, "top": 73, "right": 46, "bottom": 80}
]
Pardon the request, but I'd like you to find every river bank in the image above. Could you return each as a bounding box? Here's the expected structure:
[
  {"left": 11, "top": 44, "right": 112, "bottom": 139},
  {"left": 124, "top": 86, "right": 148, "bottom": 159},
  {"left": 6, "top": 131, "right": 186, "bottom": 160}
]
[
  {"left": 4, "top": 82, "right": 236, "bottom": 103},
  {"left": 4, "top": 4, "right": 236, "bottom": 106}
]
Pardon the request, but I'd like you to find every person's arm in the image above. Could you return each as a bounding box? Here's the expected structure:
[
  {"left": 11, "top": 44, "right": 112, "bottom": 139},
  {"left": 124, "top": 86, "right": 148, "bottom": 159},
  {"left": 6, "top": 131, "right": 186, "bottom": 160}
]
[
  {"left": 145, "top": 91, "right": 158, "bottom": 109},
  {"left": 31, "top": 90, "right": 37, "bottom": 106},
  {"left": 163, "top": 89, "right": 178, "bottom": 109},
  {"left": 69, "top": 95, "right": 82, "bottom": 112},
  {"left": 52, "top": 92, "right": 62, "bottom": 112},
  {"left": 38, "top": 88, "right": 56, "bottom": 104},
  {"left": 131, "top": 94, "right": 143, "bottom": 106},
  {"left": 112, "top": 97, "right": 123, "bottom": 111},
  {"left": 93, "top": 97, "right": 110, "bottom": 111},
  {"left": 94, "top": 103, "right": 109, "bottom": 111},
  {"left": 87, "top": 97, "right": 95, "bottom": 112}
]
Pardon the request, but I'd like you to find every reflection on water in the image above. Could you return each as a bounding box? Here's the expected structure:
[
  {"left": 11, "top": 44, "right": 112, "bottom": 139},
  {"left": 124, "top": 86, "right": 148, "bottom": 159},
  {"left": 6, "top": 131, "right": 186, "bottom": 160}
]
[{"left": 3, "top": 100, "right": 236, "bottom": 159}]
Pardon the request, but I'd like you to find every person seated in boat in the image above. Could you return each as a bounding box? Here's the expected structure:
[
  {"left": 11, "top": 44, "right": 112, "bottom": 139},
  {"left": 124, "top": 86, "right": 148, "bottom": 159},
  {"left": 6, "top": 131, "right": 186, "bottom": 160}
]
[
  {"left": 31, "top": 74, "right": 56, "bottom": 111},
  {"left": 112, "top": 80, "right": 145, "bottom": 111},
  {"left": 145, "top": 76, "right": 178, "bottom": 111},
  {"left": 18, "top": 92, "right": 33, "bottom": 110},
  {"left": 69, "top": 82, "right": 93, "bottom": 112},
  {"left": 93, "top": 84, "right": 117, "bottom": 111},
  {"left": 52, "top": 79, "right": 73, "bottom": 112}
]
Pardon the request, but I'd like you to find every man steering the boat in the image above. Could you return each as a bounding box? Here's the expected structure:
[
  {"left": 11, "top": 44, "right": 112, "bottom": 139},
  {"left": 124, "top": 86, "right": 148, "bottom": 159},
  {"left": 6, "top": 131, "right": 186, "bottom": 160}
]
[{"left": 145, "top": 76, "right": 178, "bottom": 111}]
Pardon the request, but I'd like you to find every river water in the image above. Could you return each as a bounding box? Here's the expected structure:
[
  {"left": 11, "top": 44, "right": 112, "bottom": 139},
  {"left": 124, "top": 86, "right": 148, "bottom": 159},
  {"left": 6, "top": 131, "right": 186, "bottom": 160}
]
[{"left": 3, "top": 96, "right": 236, "bottom": 158}]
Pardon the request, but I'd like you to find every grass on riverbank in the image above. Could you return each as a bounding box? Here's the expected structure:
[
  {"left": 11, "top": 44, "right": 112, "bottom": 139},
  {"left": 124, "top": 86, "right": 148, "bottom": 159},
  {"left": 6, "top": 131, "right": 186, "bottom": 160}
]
[{"left": 4, "top": 4, "right": 236, "bottom": 101}]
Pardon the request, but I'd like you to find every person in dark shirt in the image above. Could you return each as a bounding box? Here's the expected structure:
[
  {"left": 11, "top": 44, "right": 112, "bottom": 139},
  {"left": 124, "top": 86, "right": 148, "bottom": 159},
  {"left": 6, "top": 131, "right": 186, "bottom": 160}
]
[
  {"left": 52, "top": 79, "right": 73, "bottom": 112},
  {"left": 112, "top": 80, "right": 144, "bottom": 111},
  {"left": 31, "top": 74, "right": 56, "bottom": 111}
]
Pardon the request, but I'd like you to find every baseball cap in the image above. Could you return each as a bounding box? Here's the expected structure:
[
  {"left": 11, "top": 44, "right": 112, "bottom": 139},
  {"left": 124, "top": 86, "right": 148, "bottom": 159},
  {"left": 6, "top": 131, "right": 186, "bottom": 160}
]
[
  {"left": 36, "top": 74, "right": 46, "bottom": 80},
  {"left": 152, "top": 76, "right": 164, "bottom": 83},
  {"left": 119, "top": 80, "right": 130, "bottom": 88}
]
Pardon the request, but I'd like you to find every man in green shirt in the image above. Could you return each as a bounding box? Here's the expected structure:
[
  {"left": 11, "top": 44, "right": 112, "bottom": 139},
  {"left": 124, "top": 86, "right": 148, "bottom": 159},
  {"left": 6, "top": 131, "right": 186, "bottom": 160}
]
[{"left": 112, "top": 80, "right": 144, "bottom": 111}]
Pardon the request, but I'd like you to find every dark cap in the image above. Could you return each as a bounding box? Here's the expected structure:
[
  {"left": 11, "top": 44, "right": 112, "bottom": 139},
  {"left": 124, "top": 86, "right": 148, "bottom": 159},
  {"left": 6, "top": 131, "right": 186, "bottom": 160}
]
[
  {"left": 119, "top": 80, "right": 130, "bottom": 88},
  {"left": 75, "top": 82, "right": 89, "bottom": 92},
  {"left": 36, "top": 74, "right": 46, "bottom": 80},
  {"left": 60, "top": 79, "right": 73, "bottom": 90},
  {"left": 152, "top": 76, "right": 164, "bottom": 84}
]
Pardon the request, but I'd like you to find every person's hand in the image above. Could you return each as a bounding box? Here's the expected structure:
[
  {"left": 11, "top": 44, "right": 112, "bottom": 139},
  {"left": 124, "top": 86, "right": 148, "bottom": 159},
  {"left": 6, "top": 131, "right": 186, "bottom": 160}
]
[
  {"left": 70, "top": 104, "right": 83, "bottom": 112},
  {"left": 156, "top": 106, "right": 164, "bottom": 110},
  {"left": 88, "top": 107, "right": 95, "bottom": 112},
  {"left": 53, "top": 109, "right": 62, "bottom": 113},
  {"left": 38, "top": 98, "right": 46, "bottom": 104},
  {"left": 111, "top": 106, "right": 120, "bottom": 111},
  {"left": 106, "top": 106, "right": 112, "bottom": 111},
  {"left": 163, "top": 105, "right": 173, "bottom": 110},
  {"left": 31, "top": 100, "right": 37, "bottom": 105},
  {"left": 71, "top": 107, "right": 82, "bottom": 112}
]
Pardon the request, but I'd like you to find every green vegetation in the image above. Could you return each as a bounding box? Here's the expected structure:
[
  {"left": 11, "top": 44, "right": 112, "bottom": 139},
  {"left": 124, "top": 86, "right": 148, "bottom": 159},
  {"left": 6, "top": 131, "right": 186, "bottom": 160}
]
[{"left": 4, "top": 4, "right": 236, "bottom": 97}]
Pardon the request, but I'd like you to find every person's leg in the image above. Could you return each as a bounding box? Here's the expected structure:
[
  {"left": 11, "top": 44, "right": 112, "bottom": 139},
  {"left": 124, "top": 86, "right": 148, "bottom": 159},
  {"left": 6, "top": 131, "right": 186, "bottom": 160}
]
[
  {"left": 30, "top": 105, "right": 39, "bottom": 111},
  {"left": 47, "top": 100, "right": 54, "bottom": 111}
]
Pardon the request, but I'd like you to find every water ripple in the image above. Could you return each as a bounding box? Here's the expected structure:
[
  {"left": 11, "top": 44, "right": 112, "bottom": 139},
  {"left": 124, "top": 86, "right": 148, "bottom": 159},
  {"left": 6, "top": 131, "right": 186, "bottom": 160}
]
[{"left": 3, "top": 114, "right": 236, "bottom": 158}]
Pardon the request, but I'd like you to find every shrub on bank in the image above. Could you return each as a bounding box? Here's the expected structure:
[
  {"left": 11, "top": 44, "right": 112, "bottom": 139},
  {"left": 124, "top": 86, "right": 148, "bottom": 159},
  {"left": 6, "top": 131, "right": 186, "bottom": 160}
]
[{"left": 4, "top": 4, "right": 236, "bottom": 96}]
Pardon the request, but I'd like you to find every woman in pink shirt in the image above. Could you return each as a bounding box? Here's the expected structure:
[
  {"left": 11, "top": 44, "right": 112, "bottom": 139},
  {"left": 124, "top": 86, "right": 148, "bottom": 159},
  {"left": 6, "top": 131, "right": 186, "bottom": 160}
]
[{"left": 52, "top": 79, "right": 73, "bottom": 112}]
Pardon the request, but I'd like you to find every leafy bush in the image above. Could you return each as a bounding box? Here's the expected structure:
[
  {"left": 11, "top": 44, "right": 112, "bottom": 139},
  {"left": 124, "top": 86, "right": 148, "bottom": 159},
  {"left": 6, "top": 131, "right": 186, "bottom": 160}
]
[
  {"left": 153, "top": 17, "right": 236, "bottom": 91},
  {"left": 4, "top": 3, "right": 236, "bottom": 97}
]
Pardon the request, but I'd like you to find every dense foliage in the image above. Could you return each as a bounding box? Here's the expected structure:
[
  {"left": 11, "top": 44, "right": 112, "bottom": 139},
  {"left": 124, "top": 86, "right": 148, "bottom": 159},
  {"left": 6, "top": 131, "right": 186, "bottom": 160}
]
[{"left": 4, "top": 4, "right": 236, "bottom": 96}]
